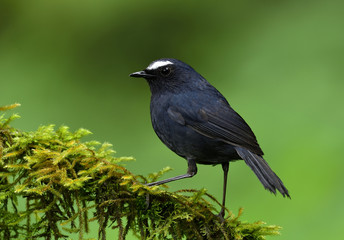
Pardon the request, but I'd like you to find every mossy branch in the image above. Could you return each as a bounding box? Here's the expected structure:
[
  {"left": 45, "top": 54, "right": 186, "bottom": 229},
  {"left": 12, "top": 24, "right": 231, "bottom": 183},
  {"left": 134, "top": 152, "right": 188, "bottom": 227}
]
[{"left": 0, "top": 104, "right": 281, "bottom": 239}]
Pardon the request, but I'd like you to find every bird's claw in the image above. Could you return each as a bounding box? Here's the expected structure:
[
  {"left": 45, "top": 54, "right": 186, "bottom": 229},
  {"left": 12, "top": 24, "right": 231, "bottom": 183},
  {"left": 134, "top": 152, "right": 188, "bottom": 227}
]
[{"left": 217, "top": 211, "right": 225, "bottom": 222}]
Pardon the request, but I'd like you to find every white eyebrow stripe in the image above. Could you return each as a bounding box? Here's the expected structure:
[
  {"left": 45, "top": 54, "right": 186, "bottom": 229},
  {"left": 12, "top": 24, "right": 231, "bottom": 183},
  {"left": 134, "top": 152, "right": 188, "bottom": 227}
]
[{"left": 146, "top": 60, "right": 173, "bottom": 70}]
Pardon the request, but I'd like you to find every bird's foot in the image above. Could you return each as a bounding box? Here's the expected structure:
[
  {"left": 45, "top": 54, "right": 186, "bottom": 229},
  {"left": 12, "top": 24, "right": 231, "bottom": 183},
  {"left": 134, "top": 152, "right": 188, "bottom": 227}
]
[
  {"left": 216, "top": 208, "right": 226, "bottom": 222},
  {"left": 217, "top": 213, "right": 225, "bottom": 222}
]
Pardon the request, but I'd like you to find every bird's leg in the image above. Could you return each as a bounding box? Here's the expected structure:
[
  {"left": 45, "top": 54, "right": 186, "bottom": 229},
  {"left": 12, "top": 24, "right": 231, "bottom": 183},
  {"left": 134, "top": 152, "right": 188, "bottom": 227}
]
[
  {"left": 146, "top": 158, "right": 197, "bottom": 186},
  {"left": 218, "top": 162, "right": 229, "bottom": 219}
]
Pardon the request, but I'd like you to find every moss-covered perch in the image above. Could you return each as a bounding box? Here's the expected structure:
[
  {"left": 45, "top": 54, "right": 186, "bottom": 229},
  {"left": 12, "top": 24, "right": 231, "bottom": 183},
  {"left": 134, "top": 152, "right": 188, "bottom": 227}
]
[{"left": 0, "top": 104, "right": 281, "bottom": 240}]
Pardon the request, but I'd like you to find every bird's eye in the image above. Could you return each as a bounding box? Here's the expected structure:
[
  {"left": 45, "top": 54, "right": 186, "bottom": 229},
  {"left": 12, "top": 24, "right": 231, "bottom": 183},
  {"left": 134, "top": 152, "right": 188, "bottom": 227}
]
[{"left": 160, "top": 66, "right": 171, "bottom": 76}]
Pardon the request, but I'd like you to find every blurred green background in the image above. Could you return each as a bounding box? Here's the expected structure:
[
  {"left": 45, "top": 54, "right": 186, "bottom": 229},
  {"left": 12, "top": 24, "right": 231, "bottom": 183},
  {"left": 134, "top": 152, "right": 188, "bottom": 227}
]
[{"left": 1, "top": 0, "right": 343, "bottom": 239}]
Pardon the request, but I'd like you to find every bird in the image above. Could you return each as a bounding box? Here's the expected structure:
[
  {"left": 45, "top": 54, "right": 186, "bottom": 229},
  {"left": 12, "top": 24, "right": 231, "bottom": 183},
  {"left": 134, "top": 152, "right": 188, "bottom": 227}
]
[{"left": 130, "top": 58, "right": 290, "bottom": 218}]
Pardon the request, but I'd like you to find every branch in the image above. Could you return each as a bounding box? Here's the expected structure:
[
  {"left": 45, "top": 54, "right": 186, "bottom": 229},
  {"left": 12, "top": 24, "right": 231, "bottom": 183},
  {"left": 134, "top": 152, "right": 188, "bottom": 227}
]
[{"left": 0, "top": 104, "right": 281, "bottom": 239}]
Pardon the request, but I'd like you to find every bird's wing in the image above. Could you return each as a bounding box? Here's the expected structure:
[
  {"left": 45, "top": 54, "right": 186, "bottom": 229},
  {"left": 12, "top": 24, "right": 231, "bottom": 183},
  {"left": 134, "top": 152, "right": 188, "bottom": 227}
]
[{"left": 167, "top": 102, "right": 264, "bottom": 156}]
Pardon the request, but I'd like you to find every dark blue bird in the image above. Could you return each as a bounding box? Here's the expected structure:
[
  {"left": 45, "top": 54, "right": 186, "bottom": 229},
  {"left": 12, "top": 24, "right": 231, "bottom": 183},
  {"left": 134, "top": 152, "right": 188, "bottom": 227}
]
[{"left": 130, "top": 58, "right": 290, "bottom": 218}]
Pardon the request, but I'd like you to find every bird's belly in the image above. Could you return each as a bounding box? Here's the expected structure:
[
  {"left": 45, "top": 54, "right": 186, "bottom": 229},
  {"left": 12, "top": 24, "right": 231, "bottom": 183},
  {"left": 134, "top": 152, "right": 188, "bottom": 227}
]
[{"left": 152, "top": 117, "right": 240, "bottom": 165}]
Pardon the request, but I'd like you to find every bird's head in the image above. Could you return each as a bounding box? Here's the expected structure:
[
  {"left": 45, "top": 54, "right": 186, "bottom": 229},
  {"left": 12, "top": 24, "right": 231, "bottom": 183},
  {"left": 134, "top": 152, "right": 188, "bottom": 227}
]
[{"left": 130, "top": 58, "right": 208, "bottom": 93}]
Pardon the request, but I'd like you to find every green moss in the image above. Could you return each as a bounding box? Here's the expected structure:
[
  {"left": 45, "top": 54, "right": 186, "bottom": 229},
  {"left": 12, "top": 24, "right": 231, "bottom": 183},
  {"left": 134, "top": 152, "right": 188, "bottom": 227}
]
[{"left": 0, "top": 104, "right": 281, "bottom": 239}]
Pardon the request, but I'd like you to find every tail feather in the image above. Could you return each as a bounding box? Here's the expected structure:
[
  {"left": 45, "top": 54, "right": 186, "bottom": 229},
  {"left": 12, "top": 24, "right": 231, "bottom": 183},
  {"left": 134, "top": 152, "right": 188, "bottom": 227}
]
[{"left": 235, "top": 147, "right": 290, "bottom": 198}]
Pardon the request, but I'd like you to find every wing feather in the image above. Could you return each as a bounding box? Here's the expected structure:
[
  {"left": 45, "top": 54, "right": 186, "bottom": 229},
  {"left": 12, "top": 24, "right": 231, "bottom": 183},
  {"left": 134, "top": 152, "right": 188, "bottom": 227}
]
[{"left": 168, "top": 103, "right": 264, "bottom": 156}]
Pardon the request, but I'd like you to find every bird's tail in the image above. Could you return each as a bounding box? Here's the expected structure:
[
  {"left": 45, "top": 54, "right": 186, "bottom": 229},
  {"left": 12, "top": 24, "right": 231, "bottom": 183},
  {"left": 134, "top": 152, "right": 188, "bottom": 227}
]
[{"left": 235, "top": 147, "right": 290, "bottom": 198}]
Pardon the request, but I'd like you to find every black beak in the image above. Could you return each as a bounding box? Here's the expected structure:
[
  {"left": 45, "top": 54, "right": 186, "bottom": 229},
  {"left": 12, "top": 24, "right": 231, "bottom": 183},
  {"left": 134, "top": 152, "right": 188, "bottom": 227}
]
[{"left": 129, "top": 70, "right": 155, "bottom": 79}]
